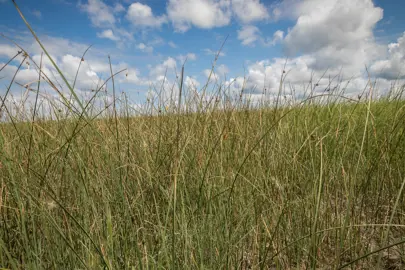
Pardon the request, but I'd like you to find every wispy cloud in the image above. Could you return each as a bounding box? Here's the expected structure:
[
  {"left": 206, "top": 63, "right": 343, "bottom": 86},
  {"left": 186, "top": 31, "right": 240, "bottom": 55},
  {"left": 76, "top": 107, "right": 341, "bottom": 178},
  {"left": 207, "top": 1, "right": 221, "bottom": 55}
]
[
  {"left": 203, "top": 48, "right": 226, "bottom": 57},
  {"left": 176, "top": 53, "right": 197, "bottom": 64},
  {"left": 32, "top": 9, "right": 42, "bottom": 19},
  {"left": 168, "top": 41, "right": 177, "bottom": 48},
  {"left": 137, "top": 43, "right": 154, "bottom": 53}
]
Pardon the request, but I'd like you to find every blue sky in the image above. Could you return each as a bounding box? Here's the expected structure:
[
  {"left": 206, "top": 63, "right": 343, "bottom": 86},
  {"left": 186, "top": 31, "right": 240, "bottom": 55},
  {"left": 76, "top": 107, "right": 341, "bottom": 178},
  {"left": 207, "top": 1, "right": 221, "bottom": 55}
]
[{"left": 1, "top": 0, "right": 405, "bottom": 107}]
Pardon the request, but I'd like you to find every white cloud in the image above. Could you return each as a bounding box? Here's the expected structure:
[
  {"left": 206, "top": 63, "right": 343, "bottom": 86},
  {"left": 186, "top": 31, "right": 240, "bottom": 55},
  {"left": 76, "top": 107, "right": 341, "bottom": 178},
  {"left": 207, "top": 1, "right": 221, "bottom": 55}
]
[
  {"left": 168, "top": 41, "right": 178, "bottom": 48},
  {"left": 238, "top": 0, "right": 382, "bottom": 50},
  {"left": 1, "top": 36, "right": 111, "bottom": 92},
  {"left": 237, "top": 27, "right": 283, "bottom": 47},
  {"left": 224, "top": 56, "right": 316, "bottom": 96},
  {"left": 115, "top": 28, "right": 134, "bottom": 41},
  {"left": 0, "top": 44, "right": 20, "bottom": 59},
  {"left": 371, "top": 32, "right": 405, "bottom": 80},
  {"left": 203, "top": 69, "right": 218, "bottom": 81},
  {"left": 1, "top": 32, "right": 155, "bottom": 113},
  {"left": 32, "top": 53, "right": 59, "bottom": 69},
  {"left": 231, "top": 0, "right": 268, "bottom": 24},
  {"left": 237, "top": 25, "right": 260, "bottom": 46},
  {"left": 79, "top": 1, "right": 134, "bottom": 44},
  {"left": 26, "top": 36, "right": 91, "bottom": 61},
  {"left": 217, "top": 64, "right": 229, "bottom": 76},
  {"left": 185, "top": 76, "right": 200, "bottom": 89},
  {"left": 203, "top": 64, "right": 229, "bottom": 81},
  {"left": 1, "top": 63, "right": 46, "bottom": 87},
  {"left": 229, "top": 0, "right": 386, "bottom": 96},
  {"left": 97, "top": 29, "right": 120, "bottom": 41},
  {"left": 282, "top": 0, "right": 383, "bottom": 56},
  {"left": 79, "top": 0, "right": 116, "bottom": 28},
  {"left": 224, "top": 51, "right": 396, "bottom": 101},
  {"left": 122, "top": 68, "right": 143, "bottom": 84},
  {"left": 270, "top": 30, "right": 284, "bottom": 45},
  {"left": 126, "top": 2, "right": 167, "bottom": 28},
  {"left": 113, "top": 3, "right": 125, "bottom": 13},
  {"left": 137, "top": 43, "right": 154, "bottom": 53},
  {"left": 177, "top": 53, "right": 197, "bottom": 64},
  {"left": 149, "top": 57, "right": 177, "bottom": 79},
  {"left": 167, "top": 0, "right": 232, "bottom": 32},
  {"left": 203, "top": 48, "right": 226, "bottom": 57},
  {"left": 60, "top": 54, "right": 101, "bottom": 89},
  {"left": 167, "top": 0, "right": 269, "bottom": 31},
  {"left": 1, "top": 52, "right": 107, "bottom": 97}
]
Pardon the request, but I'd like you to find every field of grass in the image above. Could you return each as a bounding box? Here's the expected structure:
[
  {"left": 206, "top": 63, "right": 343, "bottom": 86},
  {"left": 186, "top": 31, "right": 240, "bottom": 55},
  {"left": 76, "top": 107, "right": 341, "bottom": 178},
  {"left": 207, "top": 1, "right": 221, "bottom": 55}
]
[
  {"left": 2, "top": 3, "right": 405, "bottom": 269},
  {"left": 1, "top": 80, "right": 405, "bottom": 269}
]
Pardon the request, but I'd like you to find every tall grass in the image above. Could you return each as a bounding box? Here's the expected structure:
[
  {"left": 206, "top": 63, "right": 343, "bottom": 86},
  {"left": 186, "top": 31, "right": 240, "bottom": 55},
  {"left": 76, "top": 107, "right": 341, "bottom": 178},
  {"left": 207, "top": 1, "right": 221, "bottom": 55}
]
[{"left": 1, "top": 3, "right": 405, "bottom": 269}]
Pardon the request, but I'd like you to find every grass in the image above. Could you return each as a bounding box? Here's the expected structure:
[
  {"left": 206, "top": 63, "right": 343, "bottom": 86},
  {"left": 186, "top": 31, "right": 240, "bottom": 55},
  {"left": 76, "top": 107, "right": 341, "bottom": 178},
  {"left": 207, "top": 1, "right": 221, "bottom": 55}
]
[{"left": 1, "top": 3, "right": 405, "bottom": 269}]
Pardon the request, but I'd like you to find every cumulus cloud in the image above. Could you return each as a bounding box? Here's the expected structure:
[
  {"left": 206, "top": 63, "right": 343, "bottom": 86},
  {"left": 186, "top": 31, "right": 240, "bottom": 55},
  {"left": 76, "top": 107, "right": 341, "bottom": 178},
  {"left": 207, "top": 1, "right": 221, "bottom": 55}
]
[
  {"left": 0, "top": 31, "right": 153, "bottom": 115},
  {"left": 79, "top": 1, "right": 134, "bottom": 44},
  {"left": 149, "top": 57, "right": 177, "bottom": 79},
  {"left": 167, "top": 0, "right": 269, "bottom": 31},
  {"left": 113, "top": 3, "right": 125, "bottom": 13},
  {"left": 167, "top": 0, "right": 232, "bottom": 32},
  {"left": 217, "top": 64, "right": 229, "bottom": 76},
  {"left": 79, "top": 0, "right": 116, "bottom": 28},
  {"left": 97, "top": 29, "right": 120, "bottom": 41},
  {"left": 370, "top": 32, "right": 405, "bottom": 80},
  {"left": 231, "top": 0, "right": 269, "bottom": 24},
  {"left": 59, "top": 54, "right": 101, "bottom": 89},
  {"left": 224, "top": 52, "right": 392, "bottom": 101},
  {"left": 0, "top": 44, "right": 21, "bottom": 59},
  {"left": 32, "top": 53, "right": 59, "bottom": 69},
  {"left": 270, "top": 30, "right": 284, "bottom": 45},
  {"left": 26, "top": 36, "right": 91, "bottom": 60},
  {"left": 238, "top": 25, "right": 260, "bottom": 46},
  {"left": 126, "top": 2, "right": 167, "bottom": 28},
  {"left": 237, "top": 27, "right": 283, "bottom": 47},
  {"left": 203, "top": 69, "right": 218, "bottom": 81},
  {"left": 122, "top": 68, "right": 143, "bottom": 84},
  {"left": 137, "top": 43, "right": 154, "bottom": 53},
  {"left": 237, "top": 0, "right": 387, "bottom": 96},
  {"left": 282, "top": 0, "right": 383, "bottom": 56},
  {"left": 224, "top": 56, "right": 317, "bottom": 97},
  {"left": 1, "top": 64, "right": 46, "bottom": 87},
  {"left": 177, "top": 53, "right": 197, "bottom": 64},
  {"left": 203, "top": 64, "right": 229, "bottom": 81},
  {"left": 185, "top": 76, "right": 200, "bottom": 89},
  {"left": 0, "top": 37, "right": 107, "bottom": 91},
  {"left": 1, "top": 52, "right": 108, "bottom": 97}
]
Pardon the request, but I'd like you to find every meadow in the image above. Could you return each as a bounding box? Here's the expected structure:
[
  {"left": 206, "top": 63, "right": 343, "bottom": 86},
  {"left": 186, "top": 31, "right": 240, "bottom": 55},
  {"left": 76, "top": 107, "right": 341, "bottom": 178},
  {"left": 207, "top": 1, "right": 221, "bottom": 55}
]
[{"left": 1, "top": 3, "right": 405, "bottom": 269}]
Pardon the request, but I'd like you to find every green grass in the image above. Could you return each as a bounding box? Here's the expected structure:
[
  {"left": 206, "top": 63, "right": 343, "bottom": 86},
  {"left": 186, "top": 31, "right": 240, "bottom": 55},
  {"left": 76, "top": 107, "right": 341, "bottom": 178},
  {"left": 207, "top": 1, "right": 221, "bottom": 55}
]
[
  {"left": 1, "top": 92, "right": 405, "bottom": 269},
  {"left": 2, "top": 3, "right": 405, "bottom": 268}
]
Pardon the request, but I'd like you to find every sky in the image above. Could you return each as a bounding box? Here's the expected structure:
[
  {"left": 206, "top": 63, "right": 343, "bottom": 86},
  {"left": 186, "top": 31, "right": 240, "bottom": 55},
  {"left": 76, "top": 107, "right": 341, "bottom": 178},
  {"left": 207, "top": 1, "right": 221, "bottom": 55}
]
[{"left": 1, "top": 0, "right": 405, "bottom": 108}]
